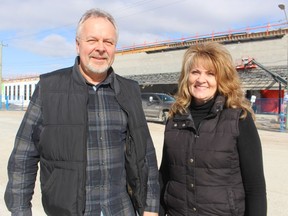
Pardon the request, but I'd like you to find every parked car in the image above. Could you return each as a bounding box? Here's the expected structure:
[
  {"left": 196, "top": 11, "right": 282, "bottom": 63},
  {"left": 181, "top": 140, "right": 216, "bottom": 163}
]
[{"left": 141, "top": 92, "right": 175, "bottom": 124}]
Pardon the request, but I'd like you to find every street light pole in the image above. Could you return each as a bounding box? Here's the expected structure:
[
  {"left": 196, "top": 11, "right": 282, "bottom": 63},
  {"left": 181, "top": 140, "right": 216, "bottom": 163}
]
[
  {"left": 278, "top": 3, "right": 288, "bottom": 129},
  {"left": 0, "top": 42, "right": 3, "bottom": 109}
]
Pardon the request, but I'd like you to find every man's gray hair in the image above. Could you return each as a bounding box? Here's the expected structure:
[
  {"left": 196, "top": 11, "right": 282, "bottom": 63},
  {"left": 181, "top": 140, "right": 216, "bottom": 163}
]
[{"left": 76, "top": 8, "right": 119, "bottom": 43}]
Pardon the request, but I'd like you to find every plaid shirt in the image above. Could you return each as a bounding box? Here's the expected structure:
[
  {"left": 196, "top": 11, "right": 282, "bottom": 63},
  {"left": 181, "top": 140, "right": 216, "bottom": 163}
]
[
  {"left": 84, "top": 73, "right": 133, "bottom": 215},
  {"left": 5, "top": 63, "right": 159, "bottom": 216}
]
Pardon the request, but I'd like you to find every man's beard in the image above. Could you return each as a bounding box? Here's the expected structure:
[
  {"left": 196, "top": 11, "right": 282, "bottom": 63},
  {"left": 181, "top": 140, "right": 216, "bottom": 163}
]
[{"left": 87, "top": 62, "right": 110, "bottom": 74}]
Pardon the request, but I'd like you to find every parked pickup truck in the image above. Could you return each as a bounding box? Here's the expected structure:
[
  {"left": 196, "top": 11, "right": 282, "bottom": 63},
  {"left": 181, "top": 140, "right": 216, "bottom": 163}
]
[{"left": 141, "top": 92, "right": 175, "bottom": 124}]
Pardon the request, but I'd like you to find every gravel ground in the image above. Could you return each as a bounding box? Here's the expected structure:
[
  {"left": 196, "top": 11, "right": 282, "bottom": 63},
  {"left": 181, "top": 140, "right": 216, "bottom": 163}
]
[{"left": 0, "top": 111, "right": 287, "bottom": 215}]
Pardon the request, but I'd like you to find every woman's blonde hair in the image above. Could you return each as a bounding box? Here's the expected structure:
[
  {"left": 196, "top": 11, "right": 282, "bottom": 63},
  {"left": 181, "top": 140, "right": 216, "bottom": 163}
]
[{"left": 170, "top": 41, "right": 254, "bottom": 119}]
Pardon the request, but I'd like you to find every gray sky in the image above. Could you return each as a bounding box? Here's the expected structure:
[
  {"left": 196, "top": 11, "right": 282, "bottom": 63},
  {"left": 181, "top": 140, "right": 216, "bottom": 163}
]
[{"left": 0, "top": 0, "right": 287, "bottom": 77}]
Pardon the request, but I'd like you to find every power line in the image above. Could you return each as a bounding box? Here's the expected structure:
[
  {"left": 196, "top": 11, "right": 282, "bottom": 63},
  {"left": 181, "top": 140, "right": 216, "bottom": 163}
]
[
  {"left": 114, "top": 0, "right": 188, "bottom": 19},
  {"left": 1, "top": 24, "right": 75, "bottom": 42},
  {"left": 1, "top": 0, "right": 186, "bottom": 43}
]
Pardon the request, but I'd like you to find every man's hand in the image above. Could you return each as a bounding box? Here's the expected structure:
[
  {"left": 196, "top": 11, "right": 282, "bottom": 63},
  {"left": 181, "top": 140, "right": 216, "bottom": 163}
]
[{"left": 143, "top": 211, "right": 158, "bottom": 216}]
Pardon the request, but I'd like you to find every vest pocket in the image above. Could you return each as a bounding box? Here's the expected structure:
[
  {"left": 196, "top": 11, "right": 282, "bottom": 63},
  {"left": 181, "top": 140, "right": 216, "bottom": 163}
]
[
  {"left": 227, "top": 188, "right": 239, "bottom": 216},
  {"left": 42, "top": 168, "right": 78, "bottom": 215}
]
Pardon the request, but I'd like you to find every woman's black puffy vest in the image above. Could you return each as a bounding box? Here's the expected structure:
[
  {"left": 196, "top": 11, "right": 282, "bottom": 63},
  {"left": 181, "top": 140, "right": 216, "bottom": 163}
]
[{"left": 161, "top": 96, "right": 245, "bottom": 216}]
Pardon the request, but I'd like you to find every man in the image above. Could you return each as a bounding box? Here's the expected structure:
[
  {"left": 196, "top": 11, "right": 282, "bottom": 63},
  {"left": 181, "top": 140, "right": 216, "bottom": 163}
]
[{"left": 5, "top": 9, "right": 160, "bottom": 216}]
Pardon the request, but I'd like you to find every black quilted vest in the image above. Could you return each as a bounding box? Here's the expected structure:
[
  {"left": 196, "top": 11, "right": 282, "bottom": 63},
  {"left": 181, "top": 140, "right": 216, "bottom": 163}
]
[
  {"left": 36, "top": 65, "right": 150, "bottom": 216},
  {"left": 161, "top": 96, "right": 245, "bottom": 216}
]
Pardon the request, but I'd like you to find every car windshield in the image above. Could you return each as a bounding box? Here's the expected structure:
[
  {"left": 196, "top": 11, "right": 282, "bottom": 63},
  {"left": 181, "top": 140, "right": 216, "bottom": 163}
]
[{"left": 158, "top": 94, "right": 175, "bottom": 102}]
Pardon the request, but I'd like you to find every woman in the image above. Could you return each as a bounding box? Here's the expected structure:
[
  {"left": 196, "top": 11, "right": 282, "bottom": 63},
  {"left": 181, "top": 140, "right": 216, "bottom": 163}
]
[{"left": 159, "top": 42, "right": 267, "bottom": 216}]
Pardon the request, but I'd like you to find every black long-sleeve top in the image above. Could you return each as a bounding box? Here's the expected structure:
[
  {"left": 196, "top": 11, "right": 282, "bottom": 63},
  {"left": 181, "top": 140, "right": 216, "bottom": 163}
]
[{"left": 190, "top": 99, "right": 267, "bottom": 216}]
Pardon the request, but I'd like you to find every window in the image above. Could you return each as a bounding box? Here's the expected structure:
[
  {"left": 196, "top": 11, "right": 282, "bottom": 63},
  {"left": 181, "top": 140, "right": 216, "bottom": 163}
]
[
  {"left": 24, "top": 85, "right": 27, "bottom": 100},
  {"left": 141, "top": 94, "right": 150, "bottom": 101},
  {"left": 8, "top": 86, "right": 11, "bottom": 100},
  {"left": 29, "top": 84, "right": 32, "bottom": 100},
  {"left": 17, "top": 85, "right": 20, "bottom": 100},
  {"left": 13, "top": 86, "right": 16, "bottom": 100}
]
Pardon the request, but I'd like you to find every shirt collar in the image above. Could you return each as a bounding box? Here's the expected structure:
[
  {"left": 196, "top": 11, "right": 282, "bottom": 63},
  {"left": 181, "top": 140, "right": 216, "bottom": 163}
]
[{"left": 73, "top": 56, "right": 115, "bottom": 90}]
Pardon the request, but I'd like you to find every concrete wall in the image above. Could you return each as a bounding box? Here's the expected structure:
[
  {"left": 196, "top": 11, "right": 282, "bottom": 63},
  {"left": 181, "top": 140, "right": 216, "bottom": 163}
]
[{"left": 113, "top": 35, "right": 287, "bottom": 76}]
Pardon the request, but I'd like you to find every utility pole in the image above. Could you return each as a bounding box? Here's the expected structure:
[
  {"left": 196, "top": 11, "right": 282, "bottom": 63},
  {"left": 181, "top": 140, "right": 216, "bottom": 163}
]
[
  {"left": 0, "top": 42, "right": 7, "bottom": 109},
  {"left": 278, "top": 4, "right": 288, "bottom": 130},
  {"left": 0, "top": 42, "right": 3, "bottom": 108}
]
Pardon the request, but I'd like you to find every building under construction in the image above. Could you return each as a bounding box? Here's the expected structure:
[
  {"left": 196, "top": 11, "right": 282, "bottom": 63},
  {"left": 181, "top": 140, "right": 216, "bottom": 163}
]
[{"left": 1, "top": 23, "right": 288, "bottom": 113}]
